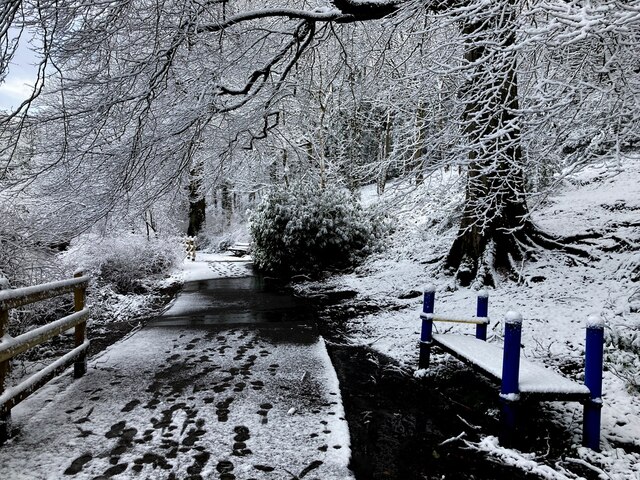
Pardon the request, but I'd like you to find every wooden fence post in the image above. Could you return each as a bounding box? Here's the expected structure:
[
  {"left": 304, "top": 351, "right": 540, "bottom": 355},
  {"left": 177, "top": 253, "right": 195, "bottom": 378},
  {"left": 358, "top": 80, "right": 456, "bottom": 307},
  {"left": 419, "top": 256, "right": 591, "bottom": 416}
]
[
  {"left": 185, "top": 237, "right": 196, "bottom": 261},
  {"left": 0, "top": 277, "right": 11, "bottom": 444},
  {"left": 73, "top": 271, "right": 87, "bottom": 378}
]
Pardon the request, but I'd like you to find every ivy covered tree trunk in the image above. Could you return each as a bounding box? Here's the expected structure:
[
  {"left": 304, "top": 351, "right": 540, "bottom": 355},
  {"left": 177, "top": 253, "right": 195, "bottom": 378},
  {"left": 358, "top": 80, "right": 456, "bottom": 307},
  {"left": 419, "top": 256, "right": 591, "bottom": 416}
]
[
  {"left": 445, "top": 2, "right": 534, "bottom": 287},
  {"left": 412, "top": 102, "right": 427, "bottom": 185},
  {"left": 187, "top": 161, "right": 206, "bottom": 237},
  {"left": 377, "top": 111, "right": 393, "bottom": 195},
  {"left": 221, "top": 182, "right": 233, "bottom": 226}
]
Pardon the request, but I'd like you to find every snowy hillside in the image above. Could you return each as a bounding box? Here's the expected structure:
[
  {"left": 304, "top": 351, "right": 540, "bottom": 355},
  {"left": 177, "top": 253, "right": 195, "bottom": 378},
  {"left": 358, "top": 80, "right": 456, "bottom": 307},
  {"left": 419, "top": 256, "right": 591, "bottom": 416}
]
[{"left": 301, "top": 154, "right": 640, "bottom": 479}]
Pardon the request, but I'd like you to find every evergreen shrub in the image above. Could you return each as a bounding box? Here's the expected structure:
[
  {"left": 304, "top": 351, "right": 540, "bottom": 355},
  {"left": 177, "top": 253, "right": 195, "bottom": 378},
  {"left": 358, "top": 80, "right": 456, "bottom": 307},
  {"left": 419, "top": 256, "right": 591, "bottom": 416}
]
[{"left": 250, "top": 184, "right": 387, "bottom": 277}]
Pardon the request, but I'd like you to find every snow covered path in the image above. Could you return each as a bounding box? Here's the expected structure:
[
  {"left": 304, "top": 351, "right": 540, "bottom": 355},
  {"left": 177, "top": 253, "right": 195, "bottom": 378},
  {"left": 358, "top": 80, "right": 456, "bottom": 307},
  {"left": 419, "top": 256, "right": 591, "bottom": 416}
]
[{"left": 0, "top": 256, "right": 354, "bottom": 479}]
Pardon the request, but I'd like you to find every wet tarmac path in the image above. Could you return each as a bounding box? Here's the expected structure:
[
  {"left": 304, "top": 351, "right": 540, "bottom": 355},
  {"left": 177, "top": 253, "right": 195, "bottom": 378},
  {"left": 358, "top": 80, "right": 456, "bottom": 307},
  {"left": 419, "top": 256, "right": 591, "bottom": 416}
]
[
  {"left": 155, "top": 275, "right": 315, "bottom": 327},
  {"left": 0, "top": 266, "right": 353, "bottom": 479}
]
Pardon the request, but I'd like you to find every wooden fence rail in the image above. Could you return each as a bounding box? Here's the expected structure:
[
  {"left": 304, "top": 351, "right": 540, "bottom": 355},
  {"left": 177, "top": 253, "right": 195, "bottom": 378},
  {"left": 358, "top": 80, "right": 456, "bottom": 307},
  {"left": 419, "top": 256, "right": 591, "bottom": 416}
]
[{"left": 0, "top": 271, "right": 90, "bottom": 444}]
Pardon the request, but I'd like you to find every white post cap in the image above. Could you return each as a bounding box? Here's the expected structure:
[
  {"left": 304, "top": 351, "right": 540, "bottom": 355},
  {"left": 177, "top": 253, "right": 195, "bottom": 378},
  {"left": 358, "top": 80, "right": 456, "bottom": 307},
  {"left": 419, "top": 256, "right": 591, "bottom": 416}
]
[
  {"left": 505, "top": 311, "right": 523, "bottom": 325},
  {"left": 586, "top": 315, "right": 605, "bottom": 329}
]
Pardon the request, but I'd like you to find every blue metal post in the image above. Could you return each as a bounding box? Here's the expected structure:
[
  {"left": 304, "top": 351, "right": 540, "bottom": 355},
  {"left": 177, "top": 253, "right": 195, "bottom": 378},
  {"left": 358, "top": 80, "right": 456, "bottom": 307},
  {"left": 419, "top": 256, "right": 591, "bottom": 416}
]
[
  {"left": 476, "top": 290, "right": 489, "bottom": 341},
  {"left": 499, "top": 311, "right": 522, "bottom": 447},
  {"left": 501, "top": 311, "right": 523, "bottom": 396},
  {"left": 583, "top": 315, "right": 604, "bottom": 451},
  {"left": 419, "top": 285, "right": 435, "bottom": 369}
]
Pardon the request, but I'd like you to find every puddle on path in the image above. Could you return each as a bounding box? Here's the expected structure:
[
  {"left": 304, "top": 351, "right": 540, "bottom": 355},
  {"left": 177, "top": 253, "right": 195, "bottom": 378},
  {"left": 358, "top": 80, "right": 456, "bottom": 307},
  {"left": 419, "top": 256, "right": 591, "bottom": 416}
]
[{"left": 154, "top": 275, "right": 316, "bottom": 327}]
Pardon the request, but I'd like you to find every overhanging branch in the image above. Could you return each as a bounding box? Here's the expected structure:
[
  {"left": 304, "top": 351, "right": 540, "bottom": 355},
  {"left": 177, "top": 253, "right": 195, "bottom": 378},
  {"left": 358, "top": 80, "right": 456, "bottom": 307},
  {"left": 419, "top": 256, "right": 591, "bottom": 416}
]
[
  {"left": 193, "top": 0, "right": 403, "bottom": 33},
  {"left": 193, "top": 8, "right": 354, "bottom": 33}
]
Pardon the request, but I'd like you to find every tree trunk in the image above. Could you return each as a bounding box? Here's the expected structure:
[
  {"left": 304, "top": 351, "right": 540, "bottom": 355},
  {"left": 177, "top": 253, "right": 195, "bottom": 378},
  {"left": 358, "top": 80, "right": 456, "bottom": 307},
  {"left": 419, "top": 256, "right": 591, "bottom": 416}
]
[
  {"left": 445, "top": 1, "right": 533, "bottom": 287},
  {"left": 187, "top": 161, "right": 206, "bottom": 237},
  {"left": 412, "top": 102, "right": 427, "bottom": 185},
  {"left": 221, "top": 182, "right": 232, "bottom": 226},
  {"left": 282, "top": 149, "right": 289, "bottom": 188},
  {"left": 377, "top": 111, "right": 393, "bottom": 195},
  {"left": 144, "top": 210, "right": 156, "bottom": 240}
]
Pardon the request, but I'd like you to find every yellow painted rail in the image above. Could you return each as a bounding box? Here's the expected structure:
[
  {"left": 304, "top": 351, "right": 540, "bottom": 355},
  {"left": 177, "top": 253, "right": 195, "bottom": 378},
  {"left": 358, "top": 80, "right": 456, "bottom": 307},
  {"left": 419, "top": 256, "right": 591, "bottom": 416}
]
[{"left": 0, "top": 272, "right": 90, "bottom": 444}]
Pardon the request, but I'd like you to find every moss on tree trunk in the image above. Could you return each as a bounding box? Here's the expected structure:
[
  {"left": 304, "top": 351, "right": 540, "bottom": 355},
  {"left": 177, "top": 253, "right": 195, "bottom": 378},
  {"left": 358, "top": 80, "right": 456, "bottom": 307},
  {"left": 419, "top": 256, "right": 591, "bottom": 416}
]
[
  {"left": 187, "top": 161, "right": 205, "bottom": 237},
  {"left": 445, "top": 2, "right": 592, "bottom": 286},
  {"left": 445, "top": 2, "right": 542, "bottom": 287}
]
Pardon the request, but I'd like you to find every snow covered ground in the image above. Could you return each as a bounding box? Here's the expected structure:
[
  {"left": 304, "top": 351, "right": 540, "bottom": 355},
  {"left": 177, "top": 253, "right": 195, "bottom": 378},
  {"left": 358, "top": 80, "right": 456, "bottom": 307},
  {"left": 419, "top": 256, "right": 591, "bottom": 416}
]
[
  {"left": 0, "top": 255, "right": 354, "bottom": 479},
  {"left": 299, "top": 155, "right": 640, "bottom": 479},
  {"left": 3, "top": 158, "right": 637, "bottom": 479},
  {"left": 170, "top": 253, "right": 255, "bottom": 284}
]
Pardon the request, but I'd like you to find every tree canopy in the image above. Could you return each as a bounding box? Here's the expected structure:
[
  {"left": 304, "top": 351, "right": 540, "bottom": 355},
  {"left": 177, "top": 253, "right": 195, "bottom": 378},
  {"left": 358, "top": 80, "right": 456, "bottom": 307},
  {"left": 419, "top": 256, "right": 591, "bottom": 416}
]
[{"left": 1, "top": 0, "right": 639, "bottom": 285}]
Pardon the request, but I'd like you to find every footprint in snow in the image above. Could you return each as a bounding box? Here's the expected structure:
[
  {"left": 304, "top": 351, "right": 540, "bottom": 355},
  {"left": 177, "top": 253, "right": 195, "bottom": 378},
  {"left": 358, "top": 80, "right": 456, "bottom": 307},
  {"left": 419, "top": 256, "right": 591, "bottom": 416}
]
[
  {"left": 121, "top": 399, "right": 140, "bottom": 413},
  {"left": 63, "top": 453, "right": 93, "bottom": 475}
]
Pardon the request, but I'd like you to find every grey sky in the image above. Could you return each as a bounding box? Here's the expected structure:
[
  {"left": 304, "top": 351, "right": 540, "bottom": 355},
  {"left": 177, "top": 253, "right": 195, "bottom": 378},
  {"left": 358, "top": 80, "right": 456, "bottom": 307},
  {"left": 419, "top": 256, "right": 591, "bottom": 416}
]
[{"left": 0, "top": 30, "right": 39, "bottom": 112}]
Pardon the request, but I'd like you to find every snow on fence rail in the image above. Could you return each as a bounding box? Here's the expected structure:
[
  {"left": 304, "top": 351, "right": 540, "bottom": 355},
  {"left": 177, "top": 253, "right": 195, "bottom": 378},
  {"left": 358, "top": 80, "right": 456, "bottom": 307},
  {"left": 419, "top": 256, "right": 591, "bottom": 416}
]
[
  {"left": 417, "top": 286, "right": 604, "bottom": 451},
  {"left": 0, "top": 272, "right": 90, "bottom": 445}
]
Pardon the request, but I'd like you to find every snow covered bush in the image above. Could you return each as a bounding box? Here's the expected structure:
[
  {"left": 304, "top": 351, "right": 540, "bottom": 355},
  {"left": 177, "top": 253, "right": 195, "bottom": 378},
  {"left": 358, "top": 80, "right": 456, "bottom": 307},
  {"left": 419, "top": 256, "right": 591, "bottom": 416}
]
[
  {"left": 606, "top": 322, "right": 640, "bottom": 394},
  {"left": 249, "top": 184, "right": 388, "bottom": 277},
  {"left": 0, "top": 204, "right": 65, "bottom": 288},
  {"left": 62, "top": 233, "right": 182, "bottom": 294}
]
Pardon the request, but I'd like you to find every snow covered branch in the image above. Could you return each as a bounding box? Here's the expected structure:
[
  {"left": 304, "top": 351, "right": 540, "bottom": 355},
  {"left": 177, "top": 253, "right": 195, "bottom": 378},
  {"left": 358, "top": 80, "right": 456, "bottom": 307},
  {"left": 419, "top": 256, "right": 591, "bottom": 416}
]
[{"left": 193, "top": 8, "right": 354, "bottom": 33}]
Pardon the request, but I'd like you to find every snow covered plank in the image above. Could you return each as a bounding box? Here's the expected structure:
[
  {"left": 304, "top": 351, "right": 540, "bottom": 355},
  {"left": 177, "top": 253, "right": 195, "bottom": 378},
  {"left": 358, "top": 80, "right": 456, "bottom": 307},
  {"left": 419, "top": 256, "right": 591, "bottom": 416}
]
[
  {"left": 433, "top": 334, "right": 590, "bottom": 401},
  {"left": 430, "top": 314, "right": 489, "bottom": 325},
  {"left": 0, "top": 308, "right": 89, "bottom": 363}
]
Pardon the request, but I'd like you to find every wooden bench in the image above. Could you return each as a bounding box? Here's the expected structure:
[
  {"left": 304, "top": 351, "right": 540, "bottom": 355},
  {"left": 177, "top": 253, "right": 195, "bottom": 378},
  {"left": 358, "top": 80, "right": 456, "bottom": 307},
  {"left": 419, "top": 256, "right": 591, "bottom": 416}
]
[
  {"left": 227, "top": 243, "right": 251, "bottom": 257},
  {"left": 417, "top": 286, "right": 603, "bottom": 450}
]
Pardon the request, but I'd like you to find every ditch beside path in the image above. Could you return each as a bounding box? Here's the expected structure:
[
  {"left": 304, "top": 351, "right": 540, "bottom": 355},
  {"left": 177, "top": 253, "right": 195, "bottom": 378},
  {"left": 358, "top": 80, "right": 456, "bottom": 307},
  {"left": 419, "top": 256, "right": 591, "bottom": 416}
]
[{"left": 0, "top": 256, "right": 353, "bottom": 480}]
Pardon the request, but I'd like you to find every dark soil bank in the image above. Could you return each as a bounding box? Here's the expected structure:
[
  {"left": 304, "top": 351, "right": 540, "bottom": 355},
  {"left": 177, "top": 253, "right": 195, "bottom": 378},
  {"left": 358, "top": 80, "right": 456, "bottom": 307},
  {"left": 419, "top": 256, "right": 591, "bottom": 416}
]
[
  {"left": 328, "top": 345, "right": 539, "bottom": 480},
  {"left": 88, "top": 281, "right": 183, "bottom": 356}
]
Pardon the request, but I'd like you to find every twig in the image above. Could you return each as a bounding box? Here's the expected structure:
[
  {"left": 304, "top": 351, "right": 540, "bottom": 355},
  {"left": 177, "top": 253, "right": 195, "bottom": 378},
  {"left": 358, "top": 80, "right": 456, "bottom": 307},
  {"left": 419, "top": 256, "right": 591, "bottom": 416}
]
[
  {"left": 456, "top": 414, "right": 481, "bottom": 430},
  {"left": 438, "top": 431, "right": 466, "bottom": 447},
  {"left": 564, "top": 457, "right": 611, "bottom": 479},
  {"left": 366, "top": 334, "right": 388, "bottom": 346}
]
